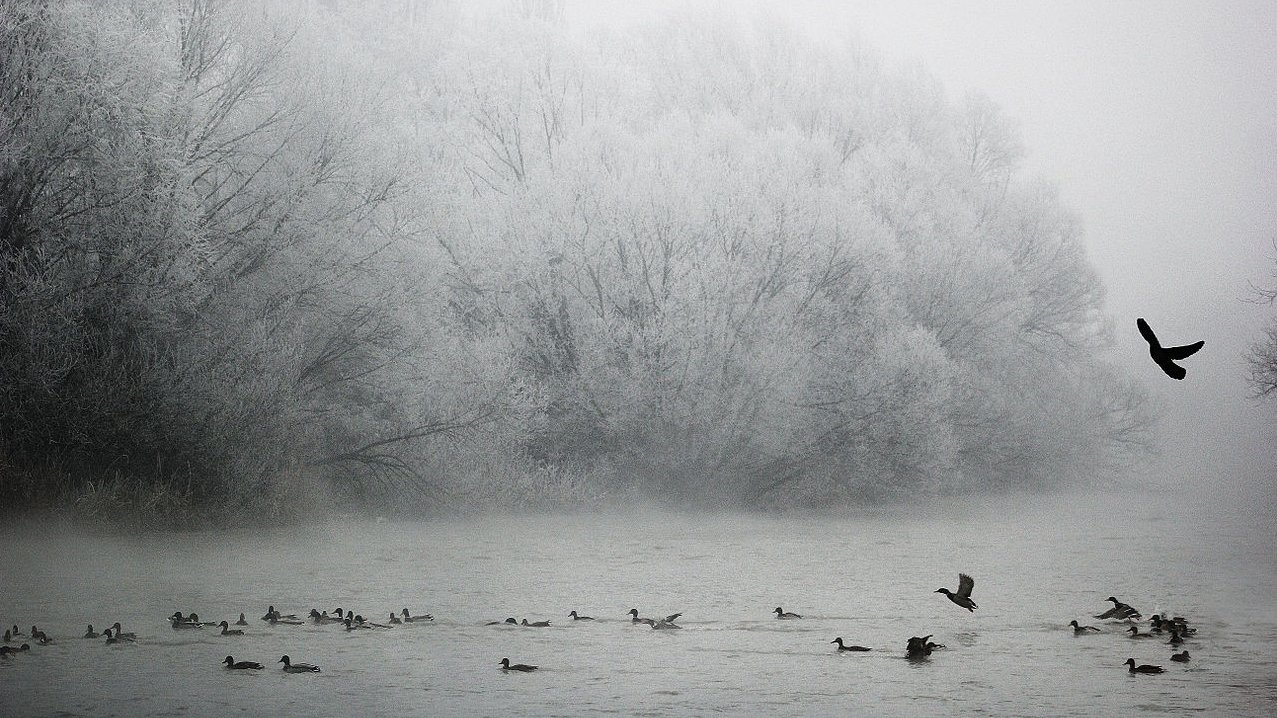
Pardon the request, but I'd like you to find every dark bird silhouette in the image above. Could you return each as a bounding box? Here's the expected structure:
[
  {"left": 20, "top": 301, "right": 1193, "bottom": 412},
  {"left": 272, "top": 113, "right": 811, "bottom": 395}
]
[
  {"left": 1124, "top": 658, "right": 1164, "bottom": 674},
  {"left": 223, "top": 655, "right": 263, "bottom": 670},
  {"left": 936, "top": 574, "right": 978, "bottom": 611},
  {"left": 569, "top": 611, "right": 594, "bottom": 621},
  {"left": 1170, "top": 650, "right": 1190, "bottom": 662},
  {"left": 279, "top": 655, "right": 321, "bottom": 673},
  {"left": 499, "top": 657, "right": 538, "bottom": 672},
  {"left": 1095, "top": 597, "right": 1142, "bottom": 620},
  {"left": 1069, "top": 620, "right": 1101, "bottom": 634},
  {"left": 773, "top": 607, "right": 802, "bottom": 619},
  {"left": 1137, "top": 318, "right": 1203, "bottom": 380},
  {"left": 831, "top": 637, "right": 871, "bottom": 652},
  {"left": 906, "top": 635, "right": 933, "bottom": 658}
]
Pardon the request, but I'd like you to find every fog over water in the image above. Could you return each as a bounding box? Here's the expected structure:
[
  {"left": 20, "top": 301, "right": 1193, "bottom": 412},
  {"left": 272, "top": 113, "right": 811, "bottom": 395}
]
[
  {"left": 2, "top": 491, "right": 1275, "bottom": 716},
  {"left": 3, "top": 1, "right": 1277, "bottom": 716}
]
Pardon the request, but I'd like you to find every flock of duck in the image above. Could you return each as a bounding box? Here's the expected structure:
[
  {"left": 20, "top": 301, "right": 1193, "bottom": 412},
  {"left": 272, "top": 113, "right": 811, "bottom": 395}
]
[{"left": 0, "top": 573, "right": 1199, "bottom": 678}]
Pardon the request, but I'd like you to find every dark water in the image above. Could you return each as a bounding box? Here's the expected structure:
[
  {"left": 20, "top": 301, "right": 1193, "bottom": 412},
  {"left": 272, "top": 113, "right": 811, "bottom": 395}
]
[{"left": 2, "top": 489, "right": 1274, "bottom": 716}]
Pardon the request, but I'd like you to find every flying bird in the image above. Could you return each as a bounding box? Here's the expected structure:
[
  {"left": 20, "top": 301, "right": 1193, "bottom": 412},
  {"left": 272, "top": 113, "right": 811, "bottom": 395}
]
[
  {"left": 1137, "top": 318, "right": 1203, "bottom": 380},
  {"left": 936, "top": 573, "right": 978, "bottom": 611}
]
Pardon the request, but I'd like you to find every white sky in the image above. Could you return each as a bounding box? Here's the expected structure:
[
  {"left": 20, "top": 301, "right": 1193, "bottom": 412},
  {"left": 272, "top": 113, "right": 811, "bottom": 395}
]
[{"left": 570, "top": 0, "right": 1277, "bottom": 499}]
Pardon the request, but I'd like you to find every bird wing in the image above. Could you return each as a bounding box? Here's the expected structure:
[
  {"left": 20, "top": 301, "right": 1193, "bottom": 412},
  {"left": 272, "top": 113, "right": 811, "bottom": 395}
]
[
  {"left": 1136, "top": 318, "right": 1160, "bottom": 348},
  {"left": 957, "top": 573, "right": 975, "bottom": 598},
  {"left": 1154, "top": 358, "right": 1187, "bottom": 380},
  {"left": 1163, "top": 340, "right": 1204, "bottom": 360}
]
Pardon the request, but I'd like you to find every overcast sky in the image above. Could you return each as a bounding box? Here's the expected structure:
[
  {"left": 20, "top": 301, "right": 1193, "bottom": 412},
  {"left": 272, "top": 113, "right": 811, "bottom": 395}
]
[{"left": 569, "top": 0, "right": 1277, "bottom": 500}]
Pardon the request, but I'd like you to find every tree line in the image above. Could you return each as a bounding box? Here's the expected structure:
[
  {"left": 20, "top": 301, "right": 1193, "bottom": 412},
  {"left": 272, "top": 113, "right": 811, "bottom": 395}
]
[{"left": 0, "top": 0, "right": 1151, "bottom": 523}]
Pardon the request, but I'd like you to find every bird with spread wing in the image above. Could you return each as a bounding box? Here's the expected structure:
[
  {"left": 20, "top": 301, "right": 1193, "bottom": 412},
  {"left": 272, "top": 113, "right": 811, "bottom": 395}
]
[{"left": 1137, "top": 318, "right": 1203, "bottom": 380}]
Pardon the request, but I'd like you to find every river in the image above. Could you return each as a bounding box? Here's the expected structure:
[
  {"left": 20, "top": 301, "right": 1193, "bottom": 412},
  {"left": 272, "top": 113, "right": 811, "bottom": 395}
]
[{"left": 2, "top": 488, "right": 1274, "bottom": 716}]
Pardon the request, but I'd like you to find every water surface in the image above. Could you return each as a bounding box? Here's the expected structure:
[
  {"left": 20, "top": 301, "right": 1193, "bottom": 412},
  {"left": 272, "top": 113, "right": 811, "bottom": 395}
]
[{"left": 2, "top": 490, "right": 1274, "bottom": 716}]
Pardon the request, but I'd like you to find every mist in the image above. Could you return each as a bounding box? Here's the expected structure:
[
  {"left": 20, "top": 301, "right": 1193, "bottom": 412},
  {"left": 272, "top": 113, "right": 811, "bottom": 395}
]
[
  {"left": 2, "top": 0, "right": 1274, "bottom": 526},
  {"left": 3, "top": 4, "right": 1276, "bottom": 716}
]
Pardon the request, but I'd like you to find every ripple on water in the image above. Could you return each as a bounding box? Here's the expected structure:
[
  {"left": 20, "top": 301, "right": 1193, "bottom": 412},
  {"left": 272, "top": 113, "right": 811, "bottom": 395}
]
[{"left": 1, "top": 491, "right": 1275, "bottom": 717}]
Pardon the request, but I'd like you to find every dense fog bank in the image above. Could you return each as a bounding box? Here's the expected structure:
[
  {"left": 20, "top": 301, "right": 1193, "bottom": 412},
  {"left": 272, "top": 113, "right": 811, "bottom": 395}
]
[{"left": 0, "top": 0, "right": 1150, "bottom": 523}]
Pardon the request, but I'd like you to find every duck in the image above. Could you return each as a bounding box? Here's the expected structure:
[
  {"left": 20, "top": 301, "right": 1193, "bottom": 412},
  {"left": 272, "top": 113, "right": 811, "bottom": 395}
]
[
  {"left": 627, "top": 610, "right": 655, "bottom": 626},
  {"left": 389, "top": 613, "right": 402, "bottom": 625},
  {"left": 235, "top": 613, "right": 249, "bottom": 626},
  {"left": 1069, "top": 620, "right": 1101, "bottom": 634},
  {"left": 1127, "top": 626, "right": 1157, "bottom": 639},
  {"left": 1170, "top": 651, "right": 1190, "bottom": 662},
  {"left": 1137, "top": 317, "right": 1204, "bottom": 380},
  {"left": 110, "top": 623, "right": 136, "bottom": 640},
  {"left": 521, "top": 619, "right": 552, "bottom": 627},
  {"left": 773, "top": 607, "right": 802, "bottom": 619},
  {"left": 499, "top": 657, "right": 538, "bottom": 672},
  {"left": 830, "top": 637, "right": 871, "bottom": 652},
  {"left": 343, "top": 618, "right": 370, "bottom": 631},
  {"left": 84, "top": 625, "right": 100, "bottom": 639},
  {"left": 569, "top": 611, "right": 594, "bottom": 621},
  {"left": 103, "top": 629, "right": 135, "bottom": 645},
  {"left": 1124, "top": 658, "right": 1164, "bottom": 674},
  {"left": 223, "top": 655, "right": 263, "bottom": 670},
  {"left": 936, "top": 574, "right": 978, "bottom": 612},
  {"left": 402, "top": 608, "right": 433, "bottom": 622},
  {"left": 309, "top": 609, "right": 340, "bottom": 624},
  {"left": 906, "top": 635, "right": 933, "bottom": 658},
  {"left": 262, "top": 606, "right": 299, "bottom": 622},
  {"left": 218, "top": 621, "right": 244, "bottom": 636},
  {"left": 0, "top": 643, "right": 31, "bottom": 656},
  {"left": 1167, "top": 629, "right": 1184, "bottom": 645},
  {"left": 1095, "top": 597, "right": 1141, "bottom": 620},
  {"left": 170, "top": 613, "right": 201, "bottom": 629},
  {"left": 279, "top": 655, "right": 321, "bottom": 673}
]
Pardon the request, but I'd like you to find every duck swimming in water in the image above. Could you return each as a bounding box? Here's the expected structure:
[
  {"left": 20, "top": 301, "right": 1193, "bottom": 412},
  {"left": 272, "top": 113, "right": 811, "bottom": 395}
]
[
  {"left": 521, "top": 619, "right": 552, "bottom": 627},
  {"left": 402, "top": 608, "right": 433, "bottom": 622},
  {"left": 1170, "top": 651, "right": 1190, "bottom": 662},
  {"left": 1069, "top": 620, "right": 1101, "bottom": 634},
  {"left": 831, "top": 637, "right": 871, "bottom": 652},
  {"left": 627, "top": 609, "right": 656, "bottom": 626},
  {"left": 279, "top": 655, "right": 321, "bottom": 673},
  {"left": 1124, "top": 658, "right": 1164, "bottom": 674},
  {"left": 936, "top": 574, "right": 978, "bottom": 612},
  {"left": 218, "top": 621, "right": 244, "bottom": 636},
  {"left": 235, "top": 613, "right": 249, "bottom": 626},
  {"left": 1095, "top": 597, "right": 1141, "bottom": 620},
  {"left": 0, "top": 643, "right": 30, "bottom": 656},
  {"left": 773, "top": 607, "right": 802, "bottom": 619},
  {"left": 499, "top": 658, "right": 538, "bottom": 672},
  {"left": 569, "top": 611, "right": 594, "bottom": 621},
  {"left": 103, "top": 629, "right": 134, "bottom": 645},
  {"left": 223, "top": 655, "right": 263, "bottom": 670},
  {"left": 110, "top": 623, "right": 136, "bottom": 640},
  {"left": 84, "top": 625, "right": 99, "bottom": 639},
  {"left": 389, "top": 613, "right": 402, "bottom": 625},
  {"left": 1127, "top": 626, "right": 1156, "bottom": 639}
]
